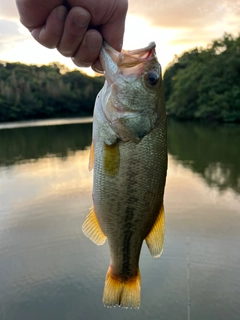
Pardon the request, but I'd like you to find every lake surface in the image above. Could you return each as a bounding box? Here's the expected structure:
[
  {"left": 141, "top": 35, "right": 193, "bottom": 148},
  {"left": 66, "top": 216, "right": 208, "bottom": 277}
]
[{"left": 0, "top": 118, "right": 239, "bottom": 320}]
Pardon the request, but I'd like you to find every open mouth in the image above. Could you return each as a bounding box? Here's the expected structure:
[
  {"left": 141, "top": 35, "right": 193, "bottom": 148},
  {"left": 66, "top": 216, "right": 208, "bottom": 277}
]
[{"left": 100, "top": 42, "right": 156, "bottom": 81}]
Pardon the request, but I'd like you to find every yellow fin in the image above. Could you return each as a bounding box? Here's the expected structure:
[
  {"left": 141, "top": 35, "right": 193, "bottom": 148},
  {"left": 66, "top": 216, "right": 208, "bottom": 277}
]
[
  {"left": 145, "top": 204, "right": 165, "bottom": 258},
  {"left": 82, "top": 207, "right": 106, "bottom": 245},
  {"left": 88, "top": 140, "right": 94, "bottom": 171},
  {"left": 103, "top": 267, "right": 141, "bottom": 309},
  {"left": 104, "top": 141, "right": 120, "bottom": 176}
]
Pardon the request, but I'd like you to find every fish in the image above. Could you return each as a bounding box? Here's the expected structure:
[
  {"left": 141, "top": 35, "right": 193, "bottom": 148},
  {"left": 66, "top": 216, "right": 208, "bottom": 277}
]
[{"left": 82, "top": 41, "right": 167, "bottom": 309}]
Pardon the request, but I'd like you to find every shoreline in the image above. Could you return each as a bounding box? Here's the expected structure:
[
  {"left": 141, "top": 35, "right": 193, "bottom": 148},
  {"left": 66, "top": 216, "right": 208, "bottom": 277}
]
[{"left": 0, "top": 117, "right": 93, "bottom": 130}]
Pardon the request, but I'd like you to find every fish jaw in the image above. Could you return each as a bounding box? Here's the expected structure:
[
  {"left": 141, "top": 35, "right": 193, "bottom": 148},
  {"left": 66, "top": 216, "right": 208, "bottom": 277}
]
[
  {"left": 99, "top": 42, "right": 164, "bottom": 143},
  {"left": 100, "top": 41, "right": 157, "bottom": 84}
]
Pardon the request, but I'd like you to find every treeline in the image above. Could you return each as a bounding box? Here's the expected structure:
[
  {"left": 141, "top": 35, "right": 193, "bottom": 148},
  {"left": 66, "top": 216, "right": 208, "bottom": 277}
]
[
  {"left": 163, "top": 33, "right": 240, "bottom": 122},
  {"left": 1, "top": 33, "right": 240, "bottom": 123},
  {"left": 0, "top": 62, "right": 104, "bottom": 122}
]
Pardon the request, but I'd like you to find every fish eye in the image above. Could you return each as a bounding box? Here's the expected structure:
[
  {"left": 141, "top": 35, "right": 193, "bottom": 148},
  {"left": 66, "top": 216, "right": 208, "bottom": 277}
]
[{"left": 145, "top": 72, "right": 159, "bottom": 86}]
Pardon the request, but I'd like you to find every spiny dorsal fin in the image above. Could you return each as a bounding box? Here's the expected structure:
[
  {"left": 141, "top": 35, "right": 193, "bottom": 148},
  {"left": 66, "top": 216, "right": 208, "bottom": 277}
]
[
  {"left": 88, "top": 140, "right": 94, "bottom": 171},
  {"left": 82, "top": 207, "right": 106, "bottom": 245},
  {"left": 145, "top": 204, "right": 165, "bottom": 258}
]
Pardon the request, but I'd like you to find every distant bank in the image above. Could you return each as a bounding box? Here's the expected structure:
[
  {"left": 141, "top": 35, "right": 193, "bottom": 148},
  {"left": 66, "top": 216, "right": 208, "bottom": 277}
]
[
  {"left": 0, "top": 62, "right": 103, "bottom": 123},
  {"left": 1, "top": 33, "right": 239, "bottom": 124},
  {"left": 163, "top": 33, "right": 240, "bottom": 123}
]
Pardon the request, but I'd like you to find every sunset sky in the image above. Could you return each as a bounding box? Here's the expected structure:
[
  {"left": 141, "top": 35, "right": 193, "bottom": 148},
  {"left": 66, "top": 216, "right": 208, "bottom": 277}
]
[{"left": 0, "top": 0, "right": 239, "bottom": 75}]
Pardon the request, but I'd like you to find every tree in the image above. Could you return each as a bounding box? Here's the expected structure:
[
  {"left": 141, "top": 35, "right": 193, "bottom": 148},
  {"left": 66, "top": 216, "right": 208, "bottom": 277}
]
[
  {"left": 0, "top": 62, "right": 104, "bottom": 122},
  {"left": 163, "top": 33, "right": 240, "bottom": 122}
]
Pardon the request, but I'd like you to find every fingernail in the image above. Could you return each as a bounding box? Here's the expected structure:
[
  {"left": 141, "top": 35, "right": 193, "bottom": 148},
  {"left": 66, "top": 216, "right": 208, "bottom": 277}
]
[
  {"left": 92, "top": 67, "right": 104, "bottom": 74},
  {"left": 92, "top": 61, "right": 104, "bottom": 74},
  {"left": 56, "top": 6, "right": 68, "bottom": 21}
]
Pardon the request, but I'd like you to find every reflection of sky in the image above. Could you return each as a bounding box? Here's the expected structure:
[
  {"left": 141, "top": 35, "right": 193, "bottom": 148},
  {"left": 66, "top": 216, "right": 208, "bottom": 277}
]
[
  {"left": 1, "top": 150, "right": 239, "bottom": 217},
  {"left": 0, "top": 149, "right": 92, "bottom": 212},
  {"left": 1, "top": 149, "right": 239, "bottom": 234},
  {"left": 0, "top": 149, "right": 240, "bottom": 319},
  {"left": 166, "top": 156, "right": 240, "bottom": 218}
]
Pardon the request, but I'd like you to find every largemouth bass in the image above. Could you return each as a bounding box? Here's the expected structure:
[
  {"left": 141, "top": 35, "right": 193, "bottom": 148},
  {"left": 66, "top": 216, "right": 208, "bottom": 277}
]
[{"left": 82, "top": 42, "right": 167, "bottom": 308}]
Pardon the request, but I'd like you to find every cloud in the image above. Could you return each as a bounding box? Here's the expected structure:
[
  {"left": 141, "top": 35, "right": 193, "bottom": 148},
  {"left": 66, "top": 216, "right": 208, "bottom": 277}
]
[
  {"left": 0, "top": 2, "right": 28, "bottom": 52},
  {"left": 129, "top": 0, "right": 240, "bottom": 29},
  {"left": 0, "top": 0, "right": 239, "bottom": 73},
  {"left": 0, "top": 19, "right": 26, "bottom": 42},
  {"left": 0, "top": 1, "right": 19, "bottom": 19},
  {"left": 127, "top": 0, "right": 240, "bottom": 58},
  {"left": 1, "top": 0, "right": 239, "bottom": 29},
  {"left": 0, "top": 19, "right": 29, "bottom": 55}
]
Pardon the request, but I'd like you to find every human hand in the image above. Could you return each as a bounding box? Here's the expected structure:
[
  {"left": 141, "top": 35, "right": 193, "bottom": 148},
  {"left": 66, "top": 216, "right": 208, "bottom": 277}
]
[{"left": 15, "top": 0, "right": 128, "bottom": 72}]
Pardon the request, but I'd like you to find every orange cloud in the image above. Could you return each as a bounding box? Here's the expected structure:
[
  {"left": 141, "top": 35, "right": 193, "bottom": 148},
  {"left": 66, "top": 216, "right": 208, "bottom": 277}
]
[{"left": 129, "top": 0, "right": 239, "bottom": 29}]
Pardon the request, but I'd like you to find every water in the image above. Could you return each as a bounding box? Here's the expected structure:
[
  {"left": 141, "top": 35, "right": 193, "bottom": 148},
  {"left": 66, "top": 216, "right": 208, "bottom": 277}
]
[{"left": 0, "top": 118, "right": 239, "bottom": 320}]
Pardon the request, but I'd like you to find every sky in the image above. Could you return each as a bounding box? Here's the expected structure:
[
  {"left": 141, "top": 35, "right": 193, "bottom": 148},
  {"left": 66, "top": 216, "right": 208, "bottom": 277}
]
[{"left": 0, "top": 0, "right": 239, "bottom": 75}]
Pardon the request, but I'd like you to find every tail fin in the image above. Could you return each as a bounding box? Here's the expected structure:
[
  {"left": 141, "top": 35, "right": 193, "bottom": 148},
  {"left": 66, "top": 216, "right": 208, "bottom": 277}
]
[{"left": 102, "top": 267, "right": 141, "bottom": 309}]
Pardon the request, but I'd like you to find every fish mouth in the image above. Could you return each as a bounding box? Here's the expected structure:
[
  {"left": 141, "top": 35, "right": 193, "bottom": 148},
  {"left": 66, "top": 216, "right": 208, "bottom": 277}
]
[{"left": 100, "top": 42, "right": 156, "bottom": 83}]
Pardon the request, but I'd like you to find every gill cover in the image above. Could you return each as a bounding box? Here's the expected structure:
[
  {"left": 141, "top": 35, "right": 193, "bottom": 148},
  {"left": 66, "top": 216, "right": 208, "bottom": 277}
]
[{"left": 99, "top": 42, "right": 162, "bottom": 142}]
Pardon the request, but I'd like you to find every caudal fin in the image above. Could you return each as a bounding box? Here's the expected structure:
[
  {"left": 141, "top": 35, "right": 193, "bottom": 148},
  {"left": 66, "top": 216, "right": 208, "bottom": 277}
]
[{"left": 102, "top": 267, "right": 141, "bottom": 309}]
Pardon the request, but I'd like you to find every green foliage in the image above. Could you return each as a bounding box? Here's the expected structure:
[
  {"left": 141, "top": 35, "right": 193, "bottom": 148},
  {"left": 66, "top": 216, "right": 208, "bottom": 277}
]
[
  {"left": 163, "top": 33, "right": 240, "bottom": 122},
  {"left": 0, "top": 62, "right": 104, "bottom": 122}
]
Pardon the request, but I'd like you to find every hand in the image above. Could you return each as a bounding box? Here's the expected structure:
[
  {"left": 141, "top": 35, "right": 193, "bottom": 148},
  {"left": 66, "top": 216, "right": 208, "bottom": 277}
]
[{"left": 15, "top": 0, "right": 128, "bottom": 72}]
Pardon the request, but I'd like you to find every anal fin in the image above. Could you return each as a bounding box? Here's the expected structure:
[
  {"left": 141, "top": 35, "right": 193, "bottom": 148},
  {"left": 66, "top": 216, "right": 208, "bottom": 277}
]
[
  {"left": 145, "top": 204, "right": 165, "bottom": 258},
  {"left": 82, "top": 207, "right": 106, "bottom": 245},
  {"left": 103, "top": 267, "right": 141, "bottom": 309}
]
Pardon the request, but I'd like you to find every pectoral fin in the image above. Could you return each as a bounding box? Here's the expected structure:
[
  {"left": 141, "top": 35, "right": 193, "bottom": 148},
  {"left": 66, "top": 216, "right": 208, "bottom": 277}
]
[
  {"left": 82, "top": 207, "right": 107, "bottom": 245},
  {"left": 88, "top": 140, "right": 94, "bottom": 171},
  {"left": 145, "top": 205, "right": 165, "bottom": 258}
]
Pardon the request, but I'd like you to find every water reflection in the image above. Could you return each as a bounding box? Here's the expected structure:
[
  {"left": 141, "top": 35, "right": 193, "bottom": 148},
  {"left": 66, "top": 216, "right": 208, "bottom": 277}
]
[
  {"left": 0, "top": 150, "right": 92, "bottom": 212},
  {"left": 1, "top": 118, "right": 239, "bottom": 195},
  {"left": 168, "top": 118, "right": 240, "bottom": 194},
  {"left": 0, "top": 122, "right": 92, "bottom": 165},
  {"left": 0, "top": 119, "right": 239, "bottom": 320}
]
